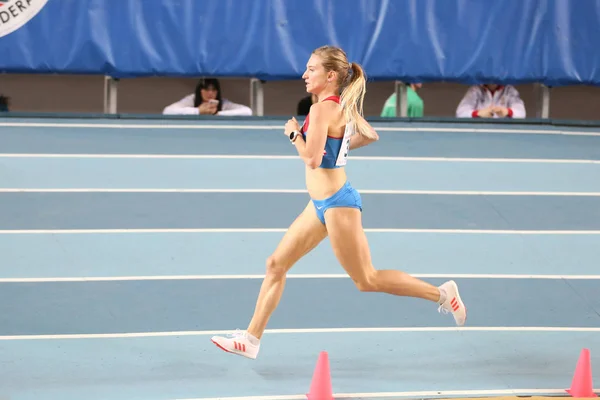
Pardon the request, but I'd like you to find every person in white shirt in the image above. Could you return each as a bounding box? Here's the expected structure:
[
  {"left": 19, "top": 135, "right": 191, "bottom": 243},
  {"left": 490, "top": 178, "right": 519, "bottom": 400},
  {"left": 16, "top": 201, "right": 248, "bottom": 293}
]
[
  {"left": 456, "top": 84, "right": 526, "bottom": 119},
  {"left": 162, "top": 78, "right": 252, "bottom": 116}
]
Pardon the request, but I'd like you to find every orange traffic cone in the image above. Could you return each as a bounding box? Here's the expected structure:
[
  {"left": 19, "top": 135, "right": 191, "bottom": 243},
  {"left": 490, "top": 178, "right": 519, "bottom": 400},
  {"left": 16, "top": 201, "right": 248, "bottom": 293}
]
[
  {"left": 567, "top": 348, "right": 597, "bottom": 398},
  {"left": 307, "top": 351, "right": 334, "bottom": 399}
]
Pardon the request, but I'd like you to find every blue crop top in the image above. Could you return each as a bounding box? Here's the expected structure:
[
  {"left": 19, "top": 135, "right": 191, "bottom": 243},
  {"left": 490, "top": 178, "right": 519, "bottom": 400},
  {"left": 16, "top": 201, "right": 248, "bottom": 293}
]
[{"left": 300, "top": 95, "right": 354, "bottom": 169}]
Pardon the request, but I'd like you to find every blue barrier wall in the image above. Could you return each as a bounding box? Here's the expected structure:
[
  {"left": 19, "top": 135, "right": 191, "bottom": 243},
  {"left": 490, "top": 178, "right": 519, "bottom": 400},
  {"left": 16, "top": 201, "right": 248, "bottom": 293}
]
[{"left": 0, "top": 0, "right": 598, "bottom": 86}]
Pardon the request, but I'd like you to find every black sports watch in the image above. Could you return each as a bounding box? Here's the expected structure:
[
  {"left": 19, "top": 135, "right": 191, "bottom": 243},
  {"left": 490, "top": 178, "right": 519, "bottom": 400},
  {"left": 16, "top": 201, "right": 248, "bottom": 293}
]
[{"left": 289, "top": 130, "right": 301, "bottom": 143}]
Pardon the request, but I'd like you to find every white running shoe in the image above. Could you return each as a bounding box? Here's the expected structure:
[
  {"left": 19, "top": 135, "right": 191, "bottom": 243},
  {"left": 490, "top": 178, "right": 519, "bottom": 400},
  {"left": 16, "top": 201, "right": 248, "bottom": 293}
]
[
  {"left": 438, "top": 280, "right": 467, "bottom": 326},
  {"left": 211, "top": 329, "right": 260, "bottom": 360}
]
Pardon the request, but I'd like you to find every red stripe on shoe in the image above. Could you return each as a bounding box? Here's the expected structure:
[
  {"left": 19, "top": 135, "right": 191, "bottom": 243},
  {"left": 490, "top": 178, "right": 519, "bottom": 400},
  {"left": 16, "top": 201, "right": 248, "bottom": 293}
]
[{"left": 451, "top": 298, "right": 460, "bottom": 311}]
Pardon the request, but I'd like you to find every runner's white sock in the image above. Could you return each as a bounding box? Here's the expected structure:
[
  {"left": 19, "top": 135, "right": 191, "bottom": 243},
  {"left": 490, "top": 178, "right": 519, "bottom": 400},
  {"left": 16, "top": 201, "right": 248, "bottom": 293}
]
[
  {"left": 437, "top": 287, "right": 447, "bottom": 305},
  {"left": 246, "top": 332, "right": 260, "bottom": 346}
]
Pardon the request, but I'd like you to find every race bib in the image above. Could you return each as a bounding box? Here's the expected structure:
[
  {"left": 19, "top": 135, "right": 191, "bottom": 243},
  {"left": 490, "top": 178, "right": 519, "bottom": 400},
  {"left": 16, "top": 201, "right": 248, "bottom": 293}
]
[{"left": 335, "top": 123, "right": 355, "bottom": 166}]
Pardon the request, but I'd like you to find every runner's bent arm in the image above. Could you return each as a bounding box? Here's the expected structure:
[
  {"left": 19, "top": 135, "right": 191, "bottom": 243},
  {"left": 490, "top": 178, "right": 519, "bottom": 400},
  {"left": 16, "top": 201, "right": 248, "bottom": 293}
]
[
  {"left": 292, "top": 104, "right": 329, "bottom": 169},
  {"left": 349, "top": 116, "right": 379, "bottom": 150}
]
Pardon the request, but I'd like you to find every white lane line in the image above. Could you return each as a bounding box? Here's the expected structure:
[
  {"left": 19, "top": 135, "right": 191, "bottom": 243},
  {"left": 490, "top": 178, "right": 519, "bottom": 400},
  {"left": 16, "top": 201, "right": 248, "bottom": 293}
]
[
  {"left": 1, "top": 326, "right": 599, "bottom": 340},
  {"left": 1, "top": 121, "right": 600, "bottom": 136},
  {"left": 0, "top": 273, "right": 598, "bottom": 283},
  {"left": 1, "top": 228, "right": 599, "bottom": 234},
  {"left": 1, "top": 153, "right": 600, "bottom": 163},
  {"left": 2, "top": 188, "right": 600, "bottom": 196},
  {"left": 180, "top": 388, "right": 600, "bottom": 400}
]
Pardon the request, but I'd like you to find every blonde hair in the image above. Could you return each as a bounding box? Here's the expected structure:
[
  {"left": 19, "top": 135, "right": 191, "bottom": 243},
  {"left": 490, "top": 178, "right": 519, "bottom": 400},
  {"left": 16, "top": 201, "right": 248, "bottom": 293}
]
[{"left": 312, "top": 45, "right": 375, "bottom": 139}]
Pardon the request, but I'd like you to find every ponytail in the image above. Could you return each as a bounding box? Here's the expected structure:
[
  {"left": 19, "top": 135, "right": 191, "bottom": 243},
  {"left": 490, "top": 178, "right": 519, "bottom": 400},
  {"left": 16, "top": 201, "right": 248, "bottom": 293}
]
[
  {"left": 310, "top": 46, "right": 376, "bottom": 139},
  {"left": 340, "top": 62, "right": 375, "bottom": 139}
]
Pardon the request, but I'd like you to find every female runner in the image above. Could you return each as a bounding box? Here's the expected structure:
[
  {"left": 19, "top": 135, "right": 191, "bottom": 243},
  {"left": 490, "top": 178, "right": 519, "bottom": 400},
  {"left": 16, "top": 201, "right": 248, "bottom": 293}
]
[{"left": 211, "top": 45, "right": 467, "bottom": 359}]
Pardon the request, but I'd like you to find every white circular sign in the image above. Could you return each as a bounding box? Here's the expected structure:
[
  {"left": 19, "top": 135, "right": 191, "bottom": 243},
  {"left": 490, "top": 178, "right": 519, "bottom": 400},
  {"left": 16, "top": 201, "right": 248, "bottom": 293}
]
[{"left": 0, "top": 0, "right": 49, "bottom": 38}]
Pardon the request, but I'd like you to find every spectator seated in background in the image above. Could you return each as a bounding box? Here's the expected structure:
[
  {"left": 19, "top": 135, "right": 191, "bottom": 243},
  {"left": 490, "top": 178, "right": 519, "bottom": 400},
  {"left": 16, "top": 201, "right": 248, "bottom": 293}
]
[
  {"left": 163, "top": 78, "right": 252, "bottom": 116},
  {"left": 380, "top": 83, "right": 423, "bottom": 117},
  {"left": 0, "top": 94, "right": 9, "bottom": 112},
  {"left": 297, "top": 93, "right": 317, "bottom": 116},
  {"left": 456, "top": 84, "right": 525, "bottom": 118}
]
